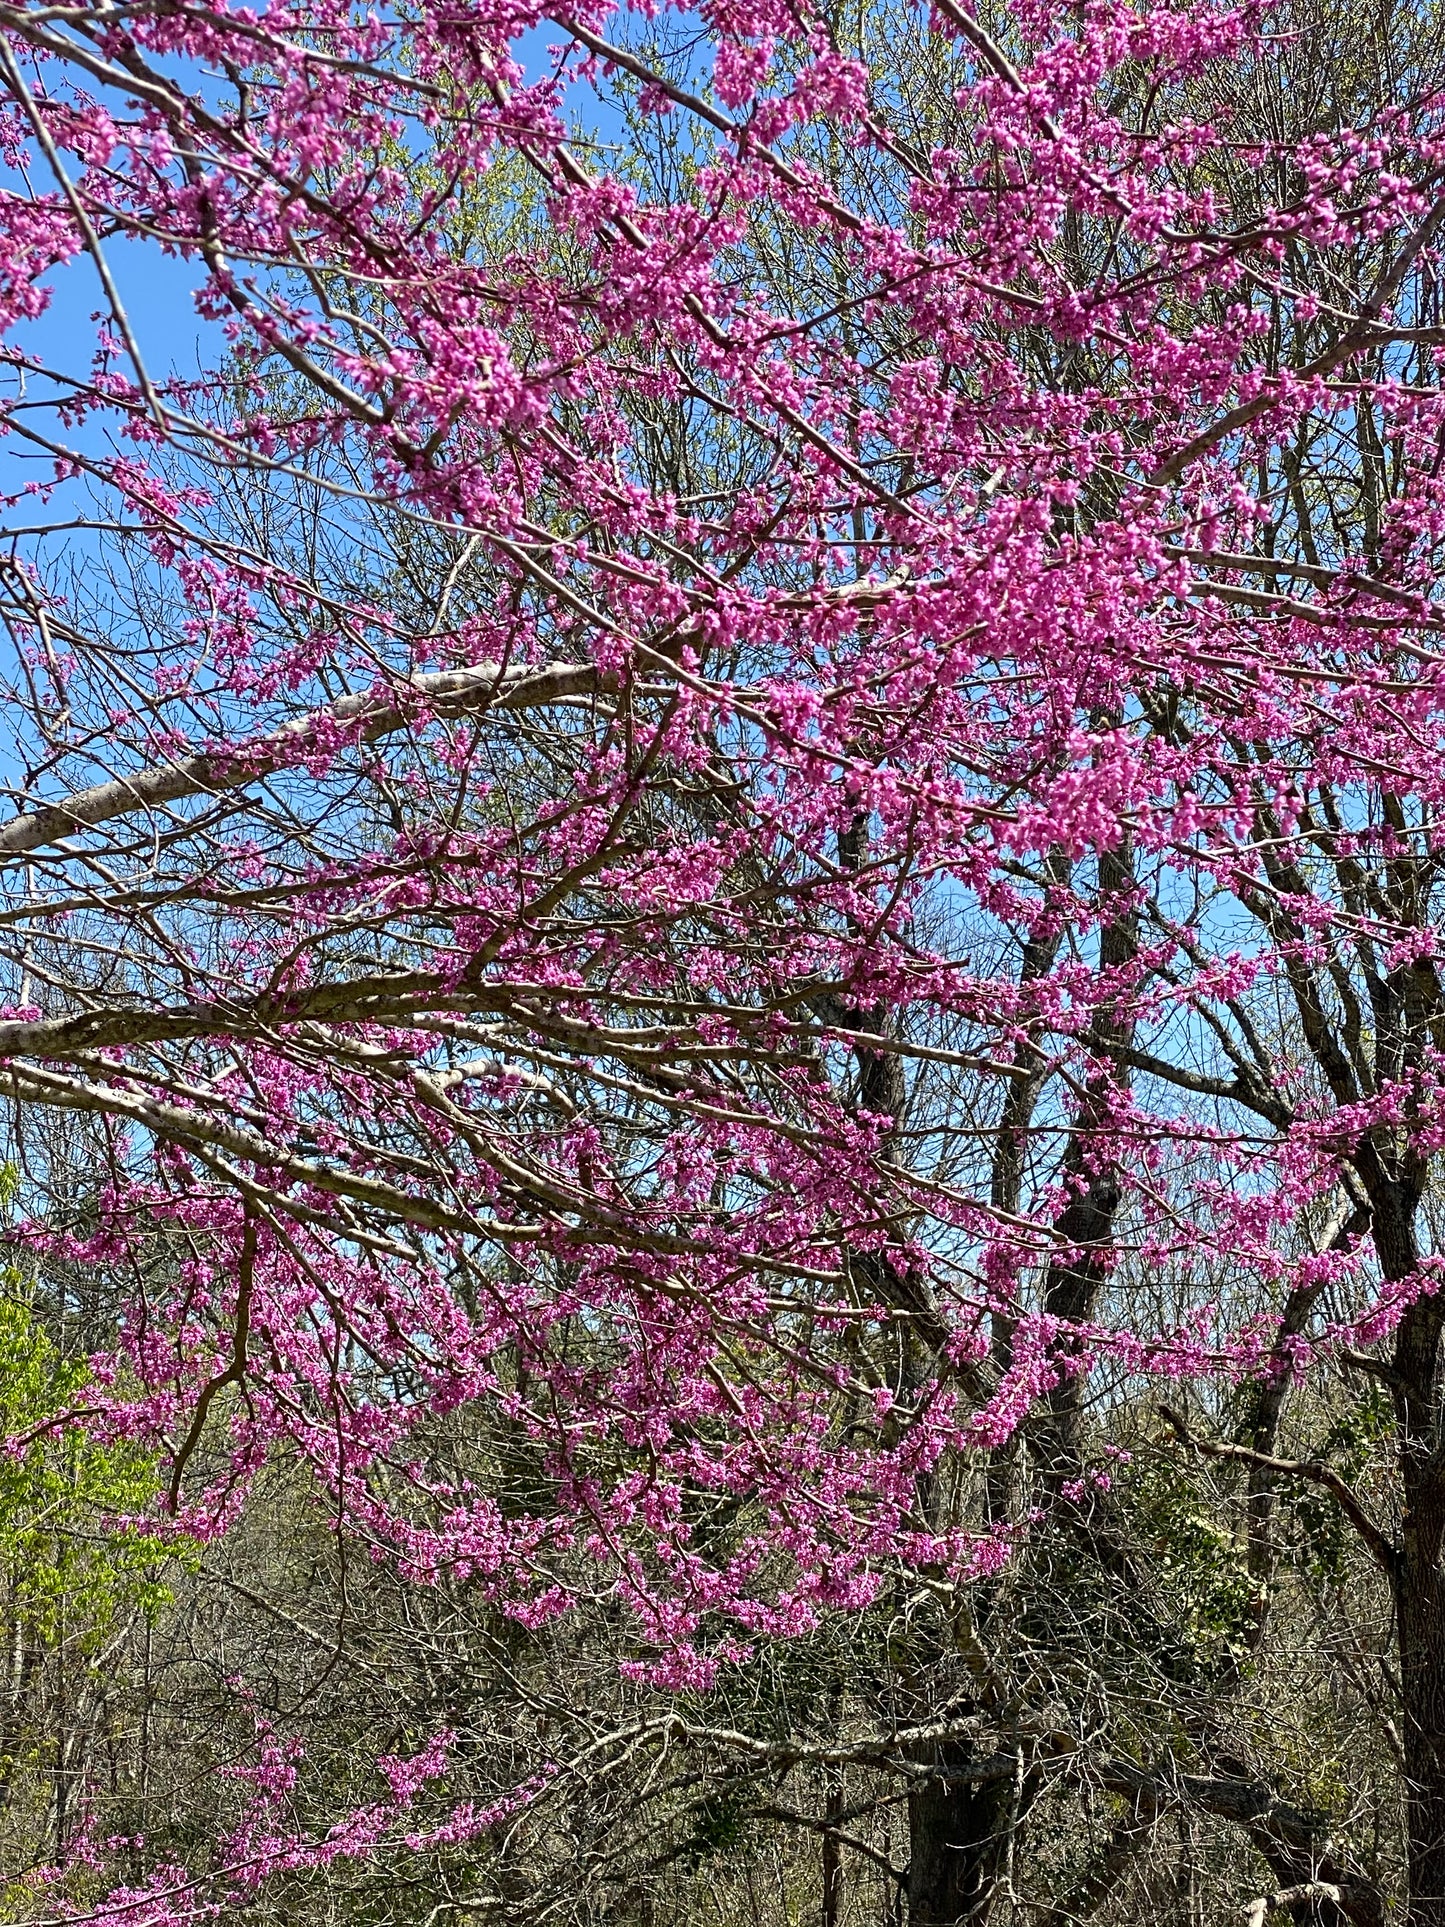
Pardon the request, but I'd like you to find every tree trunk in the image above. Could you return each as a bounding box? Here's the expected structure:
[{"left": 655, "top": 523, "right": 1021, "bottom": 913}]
[
  {"left": 1394, "top": 1282, "right": 1445, "bottom": 1925},
  {"left": 821, "top": 1749, "right": 845, "bottom": 1927},
  {"left": 907, "top": 1749, "right": 1016, "bottom": 1927},
  {"left": 1397, "top": 1532, "right": 1445, "bottom": 1927}
]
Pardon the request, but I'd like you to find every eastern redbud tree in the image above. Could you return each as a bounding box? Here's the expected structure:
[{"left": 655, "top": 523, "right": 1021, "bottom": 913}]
[{"left": 0, "top": 0, "right": 1442, "bottom": 1917}]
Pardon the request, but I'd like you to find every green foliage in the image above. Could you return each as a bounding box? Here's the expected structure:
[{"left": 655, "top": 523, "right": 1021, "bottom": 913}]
[
  {"left": 0, "top": 1283, "right": 183, "bottom": 1647},
  {"left": 684, "top": 1789, "right": 748, "bottom": 1864},
  {"left": 1281, "top": 1385, "right": 1394, "bottom": 1583},
  {"left": 1127, "top": 1451, "right": 1263, "bottom": 1675}
]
